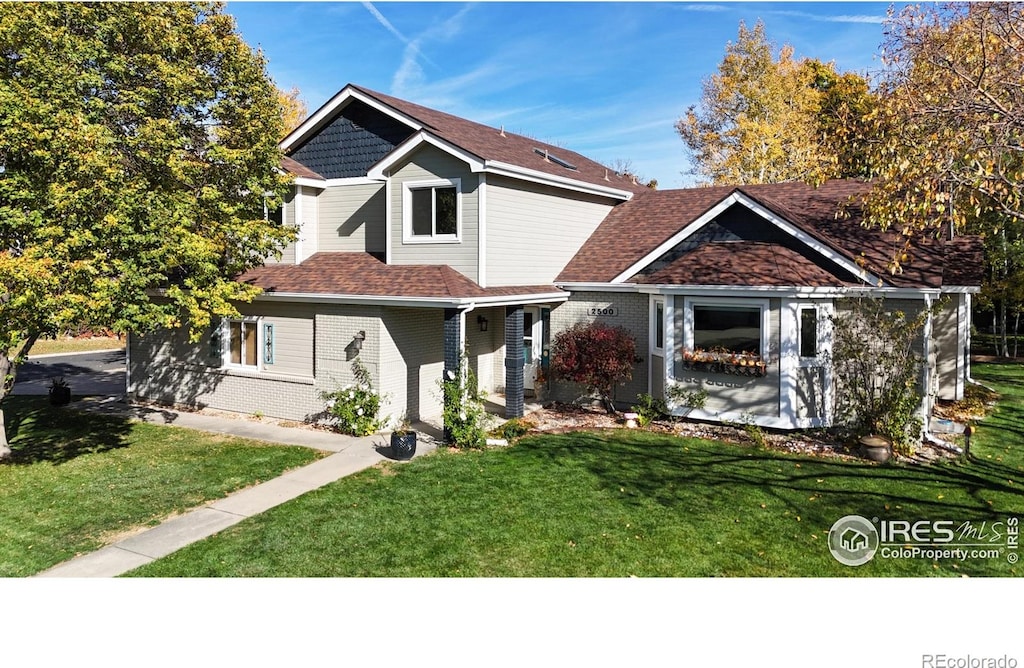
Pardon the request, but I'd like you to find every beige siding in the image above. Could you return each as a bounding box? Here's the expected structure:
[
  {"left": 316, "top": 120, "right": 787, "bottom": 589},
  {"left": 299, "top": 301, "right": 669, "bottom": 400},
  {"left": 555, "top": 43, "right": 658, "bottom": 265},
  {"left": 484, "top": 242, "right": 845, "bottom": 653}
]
[
  {"left": 670, "top": 297, "right": 782, "bottom": 417},
  {"left": 934, "top": 293, "right": 964, "bottom": 400},
  {"left": 318, "top": 182, "right": 386, "bottom": 254},
  {"left": 236, "top": 301, "right": 315, "bottom": 378},
  {"left": 296, "top": 186, "right": 320, "bottom": 262},
  {"left": 389, "top": 145, "right": 479, "bottom": 280},
  {"left": 549, "top": 291, "right": 650, "bottom": 408},
  {"left": 264, "top": 189, "right": 297, "bottom": 265},
  {"left": 486, "top": 175, "right": 616, "bottom": 286}
]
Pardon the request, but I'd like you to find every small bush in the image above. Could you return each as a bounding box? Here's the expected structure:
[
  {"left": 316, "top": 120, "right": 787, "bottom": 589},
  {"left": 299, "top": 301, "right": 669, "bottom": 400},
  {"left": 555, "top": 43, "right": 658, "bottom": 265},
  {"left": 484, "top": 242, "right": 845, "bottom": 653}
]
[
  {"left": 632, "top": 393, "right": 667, "bottom": 428},
  {"left": 493, "top": 417, "right": 536, "bottom": 441},
  {"left": 322, "top": 359, "right": 385, "bottom": 436}
]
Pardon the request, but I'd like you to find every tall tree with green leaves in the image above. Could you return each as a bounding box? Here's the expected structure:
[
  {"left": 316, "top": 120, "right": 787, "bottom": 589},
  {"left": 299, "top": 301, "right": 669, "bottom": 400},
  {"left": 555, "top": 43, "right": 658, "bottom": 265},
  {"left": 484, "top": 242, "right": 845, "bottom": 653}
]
[
  {"left": 0, "top": 2, "right": 295, "bottom": 457},
  {"left": 676, "top": 20, "right": 874, "bottom": 186}
]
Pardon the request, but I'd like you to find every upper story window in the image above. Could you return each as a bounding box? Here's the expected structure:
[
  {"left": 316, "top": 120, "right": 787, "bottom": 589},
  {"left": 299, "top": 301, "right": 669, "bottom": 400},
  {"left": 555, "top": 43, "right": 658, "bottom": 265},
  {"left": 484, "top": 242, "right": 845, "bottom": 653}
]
[{"left": 403, "top": 179, "right": 461, "bottom": 243}]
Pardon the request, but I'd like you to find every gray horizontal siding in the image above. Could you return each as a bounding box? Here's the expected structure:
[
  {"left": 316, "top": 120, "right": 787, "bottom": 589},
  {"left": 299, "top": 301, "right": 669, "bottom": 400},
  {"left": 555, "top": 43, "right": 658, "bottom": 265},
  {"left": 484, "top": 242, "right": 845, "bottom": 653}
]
[
  {"left": 389, "top": 145, "right": 478, "bottom": 281},
  {"left": 486, "top": 175, "right": 616, "bottom": 285},
  {"left": 318, "top": 183, "right": 386, "bottom": 254}
]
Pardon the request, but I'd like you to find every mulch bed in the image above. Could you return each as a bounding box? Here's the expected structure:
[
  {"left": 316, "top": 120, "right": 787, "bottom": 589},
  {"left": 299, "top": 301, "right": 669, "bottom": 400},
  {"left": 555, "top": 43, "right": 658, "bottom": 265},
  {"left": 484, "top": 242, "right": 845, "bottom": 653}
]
[{"left": 518, "top": 401, "right": 959, "bottom": 464}]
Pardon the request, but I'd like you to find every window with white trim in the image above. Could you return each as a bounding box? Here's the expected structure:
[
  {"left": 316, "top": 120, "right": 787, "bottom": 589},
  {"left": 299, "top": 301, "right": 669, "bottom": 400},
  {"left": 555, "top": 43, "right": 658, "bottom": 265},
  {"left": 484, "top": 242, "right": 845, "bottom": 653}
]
[
  {"left": 651, "top": 298, "right": 665, "bottom": 355},
  {"left": 799, "top": 306, "right": 819, "bottom": 359},
  {"left": 223, "top": 319, "right": 276, "bottom": 369},
  {"left": 403, "top": 179, "right": 460, "bottom": 242},
  {"left": 684, "top": 298, "right": 769, "bottom": 357}
]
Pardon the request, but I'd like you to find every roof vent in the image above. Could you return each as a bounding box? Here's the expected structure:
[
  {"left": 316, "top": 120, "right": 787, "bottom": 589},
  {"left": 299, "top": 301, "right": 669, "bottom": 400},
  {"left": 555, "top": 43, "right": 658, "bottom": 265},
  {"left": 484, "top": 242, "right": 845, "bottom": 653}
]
[
  {"left": 499, "top": 125, "right": 506, "bottom": 137},
  {"left": 532, "top": 147, "right": 577, "bottom": 171}
]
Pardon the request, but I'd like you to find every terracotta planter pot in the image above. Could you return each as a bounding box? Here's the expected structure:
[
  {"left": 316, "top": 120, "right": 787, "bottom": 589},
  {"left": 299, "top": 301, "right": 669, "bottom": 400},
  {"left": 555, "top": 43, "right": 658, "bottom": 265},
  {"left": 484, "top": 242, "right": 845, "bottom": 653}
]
[{"left": 859, "top": 435, "right": 892, "bottom": 463}]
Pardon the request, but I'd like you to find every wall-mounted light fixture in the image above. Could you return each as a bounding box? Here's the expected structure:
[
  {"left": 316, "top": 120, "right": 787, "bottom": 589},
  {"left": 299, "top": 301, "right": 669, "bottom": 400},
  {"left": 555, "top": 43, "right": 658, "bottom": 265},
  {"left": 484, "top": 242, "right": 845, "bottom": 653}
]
[
  {"left": 477, "top": 315, "right": 488, "bottom": 332},
  {"left": 352, "top": 330, "right": 366, "bottom": 351}
]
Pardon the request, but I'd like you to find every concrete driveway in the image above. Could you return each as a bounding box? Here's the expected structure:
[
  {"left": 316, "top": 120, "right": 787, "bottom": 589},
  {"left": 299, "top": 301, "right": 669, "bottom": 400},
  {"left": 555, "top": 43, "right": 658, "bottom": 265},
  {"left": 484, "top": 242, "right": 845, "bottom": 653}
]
[{"left": 12, "top": 349, "right": 126, "bottom": 397}]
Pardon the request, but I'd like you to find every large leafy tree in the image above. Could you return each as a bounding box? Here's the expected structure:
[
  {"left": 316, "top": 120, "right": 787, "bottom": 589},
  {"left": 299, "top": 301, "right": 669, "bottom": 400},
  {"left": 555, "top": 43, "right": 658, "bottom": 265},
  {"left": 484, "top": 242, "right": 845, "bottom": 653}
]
[
  {"left": 860, "top": 2, "right": 1024, "bottom": 351},
  {"left": 676, "top": 20, "right": 874, "bottom": 186},
  {"left": 0, "top": 2, "right": 295, "bottom": 457}
]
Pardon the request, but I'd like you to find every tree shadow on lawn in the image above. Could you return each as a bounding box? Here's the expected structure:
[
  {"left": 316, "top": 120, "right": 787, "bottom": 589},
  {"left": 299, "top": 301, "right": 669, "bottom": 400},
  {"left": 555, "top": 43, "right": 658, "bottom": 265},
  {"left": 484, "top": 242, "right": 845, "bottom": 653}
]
[
  {"left": 3, "top": 396, "right": 132, "bottom": 465},
  {"left": 522, "top": 431, "right": 1024, "bottom": 530}
]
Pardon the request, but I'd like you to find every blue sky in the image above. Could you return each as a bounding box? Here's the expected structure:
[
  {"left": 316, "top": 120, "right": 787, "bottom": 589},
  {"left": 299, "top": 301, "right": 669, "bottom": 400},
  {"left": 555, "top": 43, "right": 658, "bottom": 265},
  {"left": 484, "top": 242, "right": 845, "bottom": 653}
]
[{"left": 228, "top": 2, "right": 897, "bottom": 188}]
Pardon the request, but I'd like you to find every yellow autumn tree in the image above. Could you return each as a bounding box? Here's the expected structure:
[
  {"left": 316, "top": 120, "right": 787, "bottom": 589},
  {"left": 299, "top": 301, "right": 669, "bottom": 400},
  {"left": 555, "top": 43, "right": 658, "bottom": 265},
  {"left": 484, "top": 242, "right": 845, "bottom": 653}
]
[{"left": 676, "top": 20, "right": 874, "bottom": 186}]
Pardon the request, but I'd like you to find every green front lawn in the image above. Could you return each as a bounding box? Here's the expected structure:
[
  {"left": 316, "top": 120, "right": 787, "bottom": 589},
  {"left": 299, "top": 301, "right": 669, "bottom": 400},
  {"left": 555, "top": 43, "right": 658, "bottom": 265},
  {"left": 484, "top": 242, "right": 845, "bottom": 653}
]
[
  {"left": 0, "top": 397, "right": 322, "bottom": 577},
  {"left": 130, "top": 364, "right": 1024, "bottom": 577},
  {"left": 28, "top": 336, "right": 125, "bottom": 356}
]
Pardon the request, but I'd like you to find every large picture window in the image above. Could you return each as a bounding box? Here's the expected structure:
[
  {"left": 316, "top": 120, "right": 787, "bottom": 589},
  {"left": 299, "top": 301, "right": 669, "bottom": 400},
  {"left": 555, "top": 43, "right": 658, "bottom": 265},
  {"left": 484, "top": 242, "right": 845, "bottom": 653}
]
[
  {"left": 403, "top": 179, "right": 460, "bottom": 242},
  {"left": 692, "top": 304, "right": 762, "bottom": 354}
]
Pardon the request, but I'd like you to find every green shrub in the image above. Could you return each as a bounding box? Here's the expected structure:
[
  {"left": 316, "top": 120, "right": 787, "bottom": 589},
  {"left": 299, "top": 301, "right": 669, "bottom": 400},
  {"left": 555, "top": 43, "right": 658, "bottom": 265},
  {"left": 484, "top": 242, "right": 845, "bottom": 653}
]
[
  {"left": 322, "top": 359, "right": 385, "bottom": 436},
  {"left": 440, "top": 362, "right": 488, "bottom": 448},
  {"left": 493, "top": 417, "right": 536, "bottom": 441}
]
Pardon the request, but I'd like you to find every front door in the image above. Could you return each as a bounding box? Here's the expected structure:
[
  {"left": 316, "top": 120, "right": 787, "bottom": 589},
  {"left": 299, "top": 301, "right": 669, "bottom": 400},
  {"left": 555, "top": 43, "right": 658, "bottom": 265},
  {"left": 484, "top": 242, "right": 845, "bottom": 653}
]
[{"left": 523, "top": 307, "right": 543, "bottom": 392}]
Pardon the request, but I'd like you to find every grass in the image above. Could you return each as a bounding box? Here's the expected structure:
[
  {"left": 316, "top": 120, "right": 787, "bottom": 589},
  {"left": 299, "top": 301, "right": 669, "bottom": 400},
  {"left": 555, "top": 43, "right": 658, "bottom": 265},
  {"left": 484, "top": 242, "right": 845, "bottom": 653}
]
[
  {"left": 129, "top": 363, "right": 1024, "bottom": 578},
  {"left": 0, "top": 396, "right": 322, "bottom": 577},
  {"left": 28, "top": 336, "right": 125, "bottom": 356}
]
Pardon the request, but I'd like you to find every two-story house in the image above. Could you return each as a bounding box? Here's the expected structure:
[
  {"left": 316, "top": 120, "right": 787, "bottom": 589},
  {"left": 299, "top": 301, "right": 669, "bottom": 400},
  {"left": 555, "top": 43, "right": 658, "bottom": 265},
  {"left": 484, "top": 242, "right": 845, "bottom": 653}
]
[{"left": 127, "top": 84, "right": 983, "bottom": 434}]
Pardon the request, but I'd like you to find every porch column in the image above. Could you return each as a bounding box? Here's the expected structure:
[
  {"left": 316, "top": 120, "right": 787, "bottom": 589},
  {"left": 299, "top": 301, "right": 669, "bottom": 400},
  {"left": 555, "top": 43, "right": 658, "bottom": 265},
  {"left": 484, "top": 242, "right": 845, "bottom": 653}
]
[
  {"left": 504, "top": 306, "right": 524, "bottom": 418},
  {"left": 443, "top": 308, "right": 462, "bottom": 441}
]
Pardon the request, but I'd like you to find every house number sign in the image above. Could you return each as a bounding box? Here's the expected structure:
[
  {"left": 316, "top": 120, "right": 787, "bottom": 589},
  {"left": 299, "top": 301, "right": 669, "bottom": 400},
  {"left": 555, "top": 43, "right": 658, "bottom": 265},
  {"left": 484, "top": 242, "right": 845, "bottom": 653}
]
[{"left": 589, "top": 306, "right": 618, "bottom": 316}]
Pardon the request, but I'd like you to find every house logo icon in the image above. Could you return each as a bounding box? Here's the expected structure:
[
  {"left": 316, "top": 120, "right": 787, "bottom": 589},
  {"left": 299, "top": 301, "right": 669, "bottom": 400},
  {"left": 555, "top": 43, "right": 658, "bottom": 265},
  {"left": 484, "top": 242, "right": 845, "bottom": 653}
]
[{"left": 828, "top": 515, "right": 879, "bottom": 566}]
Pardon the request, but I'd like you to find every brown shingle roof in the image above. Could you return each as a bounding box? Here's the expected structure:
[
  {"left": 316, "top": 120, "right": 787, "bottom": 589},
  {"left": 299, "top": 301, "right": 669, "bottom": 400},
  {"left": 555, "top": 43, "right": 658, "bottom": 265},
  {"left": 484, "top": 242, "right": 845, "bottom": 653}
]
[
  {"left": 636, "top": 241, "right": 857, "bottom": 287},
  {"left": 943, "top": 236, "right": 986, "bottom": 286},
  {"left": 349, "top": 85, "right": 649, "bottom": 196},
  {"left": 558, "top": 180, "right": 980, "bottom": 289},
  {"left": 281, "top": 156, "right": 324, "bottom": 180},
  {"left": 238, "top": 252, "right": 564, "bottom": 301}
]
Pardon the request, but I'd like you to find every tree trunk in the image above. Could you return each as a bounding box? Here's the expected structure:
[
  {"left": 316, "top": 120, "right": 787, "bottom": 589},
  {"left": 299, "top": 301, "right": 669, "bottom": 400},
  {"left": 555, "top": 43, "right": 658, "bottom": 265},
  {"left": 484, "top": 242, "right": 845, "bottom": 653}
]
[
  {"left": 1001, "top": 299, "right": 1010, "bottom": 357},
  {"left": 0, "top": 333, "right": 39, "bottom": 461},
  {"left": 0, "top": 406, "right": 9, "bottom": 460},
  {"left": 1014, "top": 311, "right": 1021, "bottom": 359}
]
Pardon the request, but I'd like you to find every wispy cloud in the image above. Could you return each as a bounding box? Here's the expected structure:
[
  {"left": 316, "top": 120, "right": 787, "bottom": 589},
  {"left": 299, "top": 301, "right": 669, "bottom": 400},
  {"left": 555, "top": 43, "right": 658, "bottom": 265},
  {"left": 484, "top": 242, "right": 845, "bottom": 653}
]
[
  {"left": 680, "top": 4, "right": 731, "bottom": 13},
  {"left": 765, "top": 9, "right": 886, "bottom": 25}
]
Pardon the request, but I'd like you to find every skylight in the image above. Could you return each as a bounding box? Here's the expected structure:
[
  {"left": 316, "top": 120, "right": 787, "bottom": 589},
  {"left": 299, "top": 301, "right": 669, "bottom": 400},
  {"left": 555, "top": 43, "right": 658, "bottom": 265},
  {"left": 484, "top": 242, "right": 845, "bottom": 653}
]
[{"left": 533, "top": 147, "right": 577, "bottom": 171}]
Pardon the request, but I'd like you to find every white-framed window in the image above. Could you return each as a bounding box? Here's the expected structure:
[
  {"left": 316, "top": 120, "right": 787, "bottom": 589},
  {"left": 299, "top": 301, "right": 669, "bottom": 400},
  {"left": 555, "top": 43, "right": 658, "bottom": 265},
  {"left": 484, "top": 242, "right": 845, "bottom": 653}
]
[
  {"left": 650, "top": 297, "right": 666, "bottom": 355},
  {"left": 402, "top": 178, "right": 461, "bottom": 243},
  {"left": 221, "top": 318, "right": 276, "bottom": 369},
  {"left": 798, "top": 305, "right": 819, "bottom": 359},
  {"left": 683, "top": 297, "right": 770, "bottom": 357}
]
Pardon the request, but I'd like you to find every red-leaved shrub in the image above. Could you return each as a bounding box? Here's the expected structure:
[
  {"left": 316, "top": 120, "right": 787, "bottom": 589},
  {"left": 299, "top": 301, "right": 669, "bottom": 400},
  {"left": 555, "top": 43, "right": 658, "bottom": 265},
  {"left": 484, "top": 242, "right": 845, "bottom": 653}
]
[{"left": 550, "top": 321, "right": 637, "bottom": 413}]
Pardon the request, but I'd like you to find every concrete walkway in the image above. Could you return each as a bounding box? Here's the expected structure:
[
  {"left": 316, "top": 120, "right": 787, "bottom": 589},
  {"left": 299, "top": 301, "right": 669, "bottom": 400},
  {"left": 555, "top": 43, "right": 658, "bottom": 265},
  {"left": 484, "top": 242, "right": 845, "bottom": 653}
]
[{"left": 36, "top": 398, "right": 441, "bottom": 578}]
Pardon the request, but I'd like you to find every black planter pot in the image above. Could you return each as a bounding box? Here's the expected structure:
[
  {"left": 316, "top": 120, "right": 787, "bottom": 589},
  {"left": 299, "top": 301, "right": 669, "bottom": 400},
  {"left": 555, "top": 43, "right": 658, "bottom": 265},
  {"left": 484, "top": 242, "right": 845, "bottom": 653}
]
[
  {"left": 391, "top": 431, "right": 417, "bottom": 460},
  {"left": 49, "top": 386, "right": 71, "bottom": 407}
]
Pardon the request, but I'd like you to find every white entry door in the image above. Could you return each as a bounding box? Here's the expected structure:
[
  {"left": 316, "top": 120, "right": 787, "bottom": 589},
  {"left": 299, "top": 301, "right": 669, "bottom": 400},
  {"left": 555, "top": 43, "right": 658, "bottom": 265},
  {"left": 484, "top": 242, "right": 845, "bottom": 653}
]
[{"left": 523, "top": 306, "right": 543, "bottom": 391}]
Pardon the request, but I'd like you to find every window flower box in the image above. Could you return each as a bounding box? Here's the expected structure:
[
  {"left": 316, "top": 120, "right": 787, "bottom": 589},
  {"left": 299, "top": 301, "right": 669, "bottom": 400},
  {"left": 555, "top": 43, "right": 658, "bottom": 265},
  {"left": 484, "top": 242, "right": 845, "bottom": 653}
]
[{"left": 680, "top": 349, "right": 767, "bottom": 377}]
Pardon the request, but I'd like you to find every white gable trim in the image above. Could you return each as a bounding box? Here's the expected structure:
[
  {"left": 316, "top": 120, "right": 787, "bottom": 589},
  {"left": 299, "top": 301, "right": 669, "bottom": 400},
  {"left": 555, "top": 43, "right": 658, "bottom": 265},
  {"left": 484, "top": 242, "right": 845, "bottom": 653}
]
[
  {"left": 609, "top": 191, "right": 886, "bottom": 287},
  {"left": 280, "top": 85, "right": 423, "bottom": 153},
  {"left": 484, "top": 161, "right": 634, "bottom": 200},
  {"left": 366, "top": 133, "right": 633, "bottom": 200},
  {"left": 367, "top": 131, "right": 485, "bottom": 178}
]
